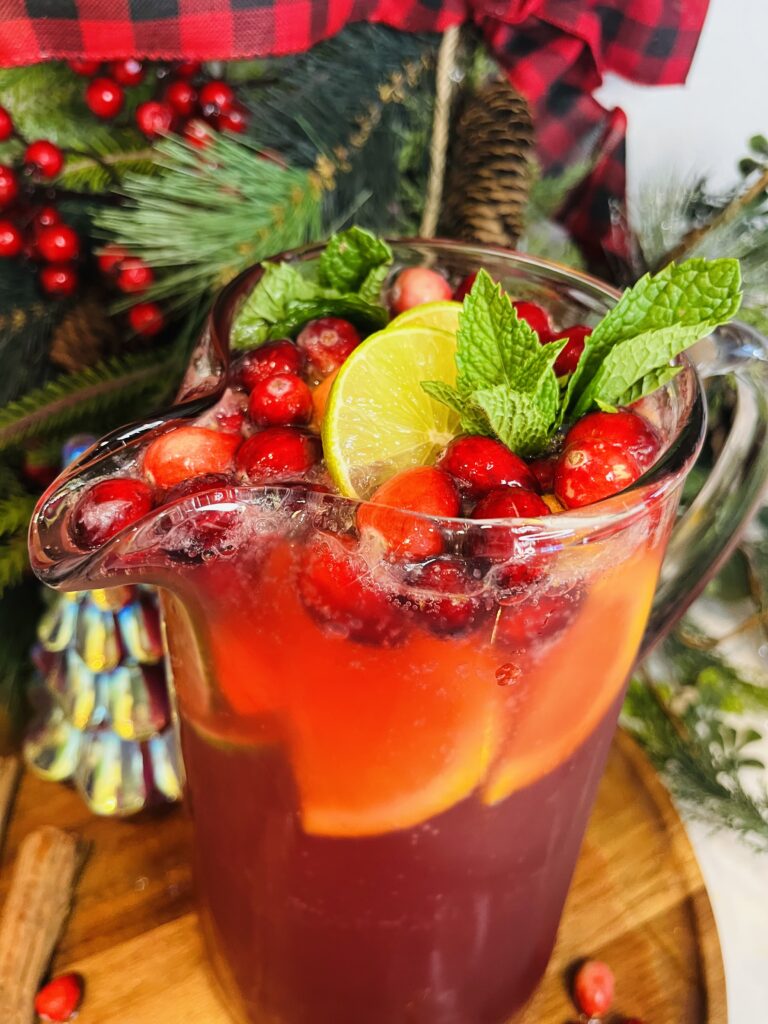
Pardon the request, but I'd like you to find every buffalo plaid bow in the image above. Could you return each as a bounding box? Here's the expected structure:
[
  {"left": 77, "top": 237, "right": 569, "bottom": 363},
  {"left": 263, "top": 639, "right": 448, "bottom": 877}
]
[{"left": 0, "top": 0, "right": 709, "bottom": 275}]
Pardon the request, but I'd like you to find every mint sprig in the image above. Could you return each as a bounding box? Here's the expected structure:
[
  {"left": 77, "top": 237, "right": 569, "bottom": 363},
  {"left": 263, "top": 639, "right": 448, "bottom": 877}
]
[{"left": 424, "top": 259, "right": 742, "bottom": 457}]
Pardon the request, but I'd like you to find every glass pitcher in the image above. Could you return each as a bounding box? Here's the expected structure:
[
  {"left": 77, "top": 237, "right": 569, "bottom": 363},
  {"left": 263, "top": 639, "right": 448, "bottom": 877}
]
[{"left": 28, "top": 242, "right": 768, "bottom": 1024}]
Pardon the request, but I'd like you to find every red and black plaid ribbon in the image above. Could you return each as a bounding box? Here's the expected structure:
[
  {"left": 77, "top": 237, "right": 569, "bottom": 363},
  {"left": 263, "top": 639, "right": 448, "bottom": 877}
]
[{"left": 0, "top": 0, "right": 709, "bottom": 272}]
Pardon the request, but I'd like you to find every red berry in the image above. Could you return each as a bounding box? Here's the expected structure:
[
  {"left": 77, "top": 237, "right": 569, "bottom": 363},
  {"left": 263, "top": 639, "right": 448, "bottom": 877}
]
[
  {"left": 528, "top": 456, "right": 556, "bottom": 493},
  {"left": 390, "top": 266, "right": 452, "bottom": 314},
  {"left": 0, "top": 220, "right": 22, "bottom": 258},
  {"left": 512, "top": 300, "right": 552, "bottom": 337},
  {"left": 136, "top": 100, "right": 173, "bottom": 138},
  {"left": 129, "top": 301, "right": 164, "bottom": 337},
  {"left": 165, "top": 80, "right": 197, "bottom": 117},
  {"left": 218, "top": 104, "right": 248, "bottom": 133},
  {"left": 0, "top": 107, "right": 13, "bottom": 141},
  {"left": 470, "top": 488, "right": 549, "bottom": 594},
  {"left": 144, "top": 425, "right": 240, "bottom": 489},
  {"left": 198, "top": 80, "right": 235, "bottom": 113},
  {"left": 236, "top": 426, "right": 319, "bottom": 484},
  {"left": 0, "top": 165, "right": 19, "bottom": 208},
  {"left": 70, "top": 478, "right": 154, "bottom": 550},
  {"left": 182, "top": 118, "right": 213, "bottom": 148},
  {"left": 248, "top": 372, "right": 313, "bottom": 427},
  {"left": 554, "top": 439, "right": 641, "bottom": 509},
  {"left": 299, "top": 533, "right": 407, "bottom": 645},
  {"left": 438, "top": 435, "right": 538, "bottom": 498},
  {"left": 37, "top": 223, "right": 80, "bottom": 263},
  {"left": 545, "top": 324, "right": 590, "bottom": 376},
  {"left": 110, "top": 58, "right": 145, "bottom": 86},
  {"left": 406, "top": 556, "right": 487, "bottom": 635},
  {"left": 85, "top": 77, "right": 125, "bottom": 119},
  {"left": 453, "top": 272, "right": 477, "bottom": 302},
  {"left": 357, "top": 466, "right": 459, "bottom": 561},
  {"left": 40, "top": 263, "right": 78, "bottom": 297},
  {"left": 565, "top": 409, "right": 661, "bottom": 471},
  {"left": 175, "top": 60, "right": 202, "bottom": 78},
  {"left": 31, "top": 206, "right": 62, "bottom": 232},
  {"left": 34, "top": 971, "right": 84, "bottom": 1022},
  {"left": 296, "top": 317, "right": 361, "bottom": 376},
  {"left": 496, "top": 587, "right": 582, "bottom": 648},
  {"left": 471, "top": 486, "right": 549, "bottom": 522},
  {"left": 68, "top": 59, "right": 101, "bottom": 76},
  {"left": 116, "top": 257, "right": 154, "bottom": 293},
  {"left": 235, "top": 340, "right": 304, "bottom": 390},
  {"left": 161, "top": 473, "right": 232, "bottom": 505},
  {"left": 97, "top": 244, "right": 127, "bottom": 275},
  {"left": 573, "top": 959, "right": 615, "bottom": 1018}
]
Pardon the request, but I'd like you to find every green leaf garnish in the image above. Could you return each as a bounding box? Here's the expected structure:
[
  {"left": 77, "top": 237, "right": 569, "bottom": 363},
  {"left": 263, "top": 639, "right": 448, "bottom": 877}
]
[{"left": 318, "top": 226, "right": 393, "bottom": 295}]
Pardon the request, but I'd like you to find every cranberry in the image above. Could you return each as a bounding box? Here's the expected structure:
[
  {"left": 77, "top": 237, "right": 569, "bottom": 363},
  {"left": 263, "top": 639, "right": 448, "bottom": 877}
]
[
  {"left": 453, "top": 272, "right": 477, "bottom": 301},
  {"left": 357, "top": 466, "right": 459, "bottom": 561},
  {"left": 68, "top": 59, "right": 101, "bottom": 76},
  {"left": 573, "top": 960, "right": 615, "bottom": 1018},
  {"left": 0, "top": 221, "right": 22, "bottom": 258},
  {"left": 528, "top": 456, "right": 556, "bottom": 493},
  {"left": 235, "top": 340, "right": 304, "bottom": 390},
  {"left": 165, "top": 80, "right": 197, "bottom": 117},
  {"left": 160, "top": 473, "right": 232, "bottom": 505},
  {"left": 128, "top": 301, "right": 164, "bottom": 337},
  {"left": 0, "top": 107, "right": 11, "bottom": 141},
  {"left": 390, "top": 266, "right": 452, "bottom": 314},
  {"left": 565, "top": 409, "right": 660, "bottom": 471},
  {"left": 40, "top": 264, "right": 78, "bottom": 297},
  {"left": 296, "top": 317, "right": 361, "bottom": 375},
  {"left": 545, "top": 324, "right": 590, "bottom": 376},
  {"left": 97, "top": 244, "right": 128, "bottom": 275},
  {"left": 143, "top": 426, "right": 241, "bottom": 489},
  {"left": 554, "top": 439, "right": 642, "bottom": 509},
  {"left": 34, "top": 971, "right": 84, "bottom": 1022},
  {"left": 31, "top": 206, "right": 61, "bottom": 232},
  {"left": 512, "top": 300, "right": 552, "bottom": 337},
  {"left": 496, "top": 587, "right": 582, "bottom": 648},
  {"left": 406, "top": 556, "right": 487, "bottom": 635},
  {"left": 174, "top": 60, "right": 202, "bottom": 78},
  {"left": 36, "top": 224, "right": 80, "bottom": 263},
  {"left": 110, "top": 58, "right": 145, "bottom": 86},
  {"left": 218, "top": 104, "right": 248, "bottom": 133},
  {"left": 299, "top": 533, "right": 408, "bottom": 645},
  {"left": 116, "top": 257, "right": 154, "bottom": 293},
  {"left": 248, "top": 372, "right": 313, "bottom": 427},
  {"left": 85, "top": 77, "right": 125, "bottom": 119},
  {"left": 182, "top": 118, "right": 214, "bottom": 148},
  {"left": 0, "top": 165, "right": 19, "bottom": 208},
  {"left": 438, "top": 435, "right": 538, "bottom": 497},
  {"left": 198, "top": 80, "right": 235, "bottom": 113},
  {"left": 471, "top": 486, "right": 549, "bottom": 522},
  {"left": 136, "top": 100, "right": 173, "bottom": 138},
  {"left": 70, "top": 478, "right": 154, "bottom": 550},
  {"left": 470, "top": 487, "right": 549, "bottom": 593},
  {"left": 236, "top": 426, "right": 319, "bottom": 484}
]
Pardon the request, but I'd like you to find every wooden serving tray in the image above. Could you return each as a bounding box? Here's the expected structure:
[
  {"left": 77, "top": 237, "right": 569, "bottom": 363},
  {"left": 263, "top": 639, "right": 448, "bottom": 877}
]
[{"left": 0, "top": 731, "right": 725, "bottom": 1024}]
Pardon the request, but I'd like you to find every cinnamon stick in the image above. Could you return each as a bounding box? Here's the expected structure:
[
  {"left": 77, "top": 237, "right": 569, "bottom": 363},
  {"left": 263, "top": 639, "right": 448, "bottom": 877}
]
[
  {"left": 0, "top": 827, "right": 87, "bottom": 1024},
  {"left": 0, "top": 758, "right": 21, "bottom": 852}
]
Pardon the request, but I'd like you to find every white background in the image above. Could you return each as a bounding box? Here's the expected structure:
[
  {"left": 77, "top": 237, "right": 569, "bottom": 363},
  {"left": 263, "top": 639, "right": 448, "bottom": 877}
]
[{"left": 597, "top": 2, "right": 768, "bottom": 1020}]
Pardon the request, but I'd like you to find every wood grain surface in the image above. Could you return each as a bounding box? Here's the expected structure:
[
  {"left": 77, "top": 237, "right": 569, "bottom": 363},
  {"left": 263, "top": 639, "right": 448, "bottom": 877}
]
[{"left": 0, "top": 731, "right": 726, "bottom": 1024}]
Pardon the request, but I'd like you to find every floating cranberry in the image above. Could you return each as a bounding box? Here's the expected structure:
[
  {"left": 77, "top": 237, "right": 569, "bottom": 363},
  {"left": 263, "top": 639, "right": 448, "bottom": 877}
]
[
  {"left": 512, "top": 300, "right": 552, "bottom": 337},
  {"left": 174, "top": 60, "right": 202, "bottom": 78},
  {"left": 438, "top": 435, "right": 538, "bottom": 498},
  {"left": 496, "top": 587, "right": 582, "bottom": 648},
  {"left": 0, "top": 165, "right": 19, "bottom": 208},
  {"left": 70, "top": 478, "right": 154, "bottom": 550},
  {"left": 528, "top": 456, "right": 556, "bottom": 493},
  {"left": 129, "top": 301, "right": 165, "bottom": 337},
  {"left": 97, "top": 244, "right": 128, "bottom": 275},
  {"left": 299, "top": 532, "right": 408, "bottom": 645},
  {"left": 116, "top": 257, "right": 154, "bottom": 293},
  {"left": 453, "top": 272, "right": 477, "bottom": 302},
  {"left": 110, "top": 58, "right": 145, "bottom": 86},
  {"left": 85, "top": 77, "right": 125, "bottom": 119},
  {"left": 390, "top": 266, "right": 452, "bottom": 314},
  {"left": 469, "top": 487, "right": 549, "bottom": 593},
  {"left": 554, "top": 438, "right": 642, "bottom": 509},
  {"left": 406, "top": 556, "right": 487, "bottom": 635},
  {"left": 160, "top": 473, "right": 232, "bottom": 505},
  {"left": 248, "top": 372, "right": 313, "bottom": 427},
  {"left": 357, "top": 466, "right": 459, "bottom": 561},
  {"left": 136, "top": 100, "right": 173, "bottom": 138},
  {"left": 0, "top": 221, "right": 22, "bottom": 258},
  {"left": 471, "top": 486, "right": 549, "bottom": 522},
  {"left": 218, "top": 104, "right": 248, "bottom": 133},
  {"left": 68, "top": 59, "right": 101, "bottom": 76},
  {"left": 198, "top": 80, "right": 235, "bottom": 113},
  {"left": 144, "top": 425, "right": 240, "bottom": 489},
  {"left": 235, "top": 426, "right": 319, "bottom": 484},
  {"left": 565, "top": 409, "right": 661, "bottom": 471},
  {"left": 296, "top": 317, "right": 361, "bottom": 376},
  {"left": 37, "top": 224, "right": 80, "bottom": 263},
  {"left": 573, "top": 959, "right": 615, "bottom": 1018},
  {"left": 0, "top": 107, "right": 13, "bottom": 141},
  {"left": 34, "top": 971, "right": 84, "bottom": 1022},
  {"left": 31, "top": 206, "right": 62, "bottom": 232},
  {"left": 546, "top": 324, "right": 590, "bottom": 376},
  {"left": 235, "top": 339, "right": 304, "bottom": 390},
  {"left": 165, "top": 80, "right": 197, "bottom": 117},
  {"left": 40, "top": 263, "right": 78, "bottom": 297}
]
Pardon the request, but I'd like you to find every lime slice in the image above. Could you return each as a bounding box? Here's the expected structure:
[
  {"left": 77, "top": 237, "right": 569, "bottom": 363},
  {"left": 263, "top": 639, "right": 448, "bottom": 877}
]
[
  {"left": 387, "top": 300, "right": 462, "bottom": 336},
  {"left": 322, "top": 325, "right": 460, "bottom": 499}
]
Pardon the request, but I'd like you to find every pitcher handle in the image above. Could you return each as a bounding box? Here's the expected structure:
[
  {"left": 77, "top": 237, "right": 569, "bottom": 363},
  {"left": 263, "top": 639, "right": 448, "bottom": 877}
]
[{"left": 642, "top": 320, "right": 768, "bottom": 655}]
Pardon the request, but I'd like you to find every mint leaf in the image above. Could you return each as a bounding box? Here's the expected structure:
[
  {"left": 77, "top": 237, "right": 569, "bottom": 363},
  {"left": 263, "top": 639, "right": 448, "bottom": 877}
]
[
  {"left": 613, "top": 365, "right": 683, "bottom": 407},
  {"left": 232, "top": 262, "right": 330, "bottom": 348},
  {"left": 265, "top": 295, "right": 388, "bottom": 341},
  {"left": 470, "top": 386, "right": 552, "bottom": 457},
  {"left": 420, "top": 381, "right": 465, "bottom": 416},
  {"left": 568, "top": 258, "right": 742, "bottom": 416},
  {"left": 318, "top": 227, "right": 392, "bottom": 294}
]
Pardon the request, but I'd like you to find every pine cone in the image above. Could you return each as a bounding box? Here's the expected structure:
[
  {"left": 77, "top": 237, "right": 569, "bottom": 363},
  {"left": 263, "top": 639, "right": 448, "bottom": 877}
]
[
  {"left": 441, "top": 79, "right": 534, "bottom": 247},
  {"left": 49, "top": 291, "right": 120, "bottom": 373}
]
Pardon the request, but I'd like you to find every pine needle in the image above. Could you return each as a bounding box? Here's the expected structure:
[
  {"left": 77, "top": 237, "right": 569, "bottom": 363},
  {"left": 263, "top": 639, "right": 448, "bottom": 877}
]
[
  {"left": 0, "top": 534, "right": 29, "bottom": 598},
  {"left": 0, "top": 495, "right": 36, "bottom": 538}
]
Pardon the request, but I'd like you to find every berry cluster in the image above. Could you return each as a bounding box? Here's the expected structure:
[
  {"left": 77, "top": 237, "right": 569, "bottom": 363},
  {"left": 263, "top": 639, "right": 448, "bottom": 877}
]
[{"left": 96, "top": 245, "right": 164, "bottom": 337}]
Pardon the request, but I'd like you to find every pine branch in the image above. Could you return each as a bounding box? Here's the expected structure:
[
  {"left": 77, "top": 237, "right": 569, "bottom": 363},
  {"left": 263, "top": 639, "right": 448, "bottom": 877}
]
[
  {"left": 0, "top": 534, "right": 29, "bottom": 598},
  {"left": 0, "top": 495, "right": 36, "bottom": 538}
]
